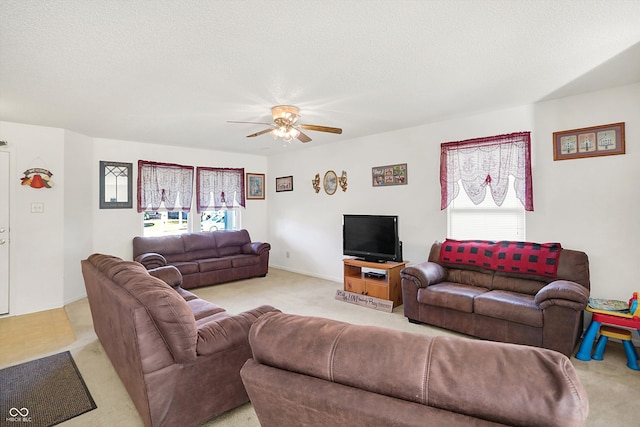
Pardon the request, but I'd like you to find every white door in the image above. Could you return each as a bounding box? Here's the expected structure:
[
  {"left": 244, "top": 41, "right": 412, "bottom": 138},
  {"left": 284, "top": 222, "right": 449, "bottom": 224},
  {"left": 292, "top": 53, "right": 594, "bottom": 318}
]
[{"left": 0, "top": 151, "right": 9, "bottom": 314}]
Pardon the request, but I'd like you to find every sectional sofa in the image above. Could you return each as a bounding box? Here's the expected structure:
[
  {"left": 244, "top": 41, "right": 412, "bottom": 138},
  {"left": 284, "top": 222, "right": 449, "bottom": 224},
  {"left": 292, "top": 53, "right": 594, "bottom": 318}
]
[
  {"left": 401, "top": 239, "right": 590, "bottom": 356},
  {"left": 132, "top": 229, "right": 270, "bottom": 289},
  {"left": 81, "top": 253, "right": 279, "bottom": 427}
]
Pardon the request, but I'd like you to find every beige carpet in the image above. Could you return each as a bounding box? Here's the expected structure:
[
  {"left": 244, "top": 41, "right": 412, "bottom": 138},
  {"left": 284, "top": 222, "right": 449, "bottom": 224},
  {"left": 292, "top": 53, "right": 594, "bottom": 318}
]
[{"left": 10, "top": 268, "right": 639, "bottom": 426}]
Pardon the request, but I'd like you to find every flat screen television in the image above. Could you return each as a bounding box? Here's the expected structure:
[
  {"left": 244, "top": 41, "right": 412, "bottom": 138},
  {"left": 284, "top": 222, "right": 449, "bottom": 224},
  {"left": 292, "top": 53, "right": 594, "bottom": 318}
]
[{"left": 343, "top": 214, "right": 402, "bottom": 263}]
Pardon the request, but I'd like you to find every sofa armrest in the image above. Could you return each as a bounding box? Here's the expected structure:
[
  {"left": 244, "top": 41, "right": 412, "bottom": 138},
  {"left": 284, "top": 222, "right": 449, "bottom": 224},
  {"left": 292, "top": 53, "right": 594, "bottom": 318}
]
[
  {"left": 148, "top": 265, "right": 182, "bottom": 288},
  {"left": 534, "top": 280, "right": 590, "bottom": 310},
  {"left": 134, "top": 252, "right": 167, "bottom": 270},
  {"left": 250, "top": 242, "right": 271, "bottom": 255},
  {"left": 197, "top": 305, "right": 280, "bottom": 356},
  {"left": 400, "top": 261, "right": 447, "bottom": 289}
]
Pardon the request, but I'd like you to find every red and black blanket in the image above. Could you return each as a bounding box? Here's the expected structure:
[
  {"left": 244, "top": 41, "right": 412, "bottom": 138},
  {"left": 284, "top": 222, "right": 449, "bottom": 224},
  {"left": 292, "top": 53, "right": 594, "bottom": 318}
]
[{"left": 439, "top": 239, "right": 562, "bottom": 278}]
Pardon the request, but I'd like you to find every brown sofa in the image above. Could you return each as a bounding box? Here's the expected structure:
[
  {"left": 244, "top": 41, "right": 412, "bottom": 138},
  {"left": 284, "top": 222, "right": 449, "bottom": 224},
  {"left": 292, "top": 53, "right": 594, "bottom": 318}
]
[
  {"left": 81, "top": 253, "right": 279, "bottom": 427},
  {"left": 132, "top": 229, "right": 270, "bottom": 289},
  {"left": 401, "top": 240, "right": 590, "bottom": 357},
  {"left": 240, "top": 312, "right": 589, "bottom": 427}
]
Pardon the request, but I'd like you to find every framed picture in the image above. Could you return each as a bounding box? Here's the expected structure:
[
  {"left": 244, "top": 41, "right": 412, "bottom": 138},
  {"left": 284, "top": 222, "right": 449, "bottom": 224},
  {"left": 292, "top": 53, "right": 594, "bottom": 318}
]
[
  {"left": 323, "top": 170, "right": 338, "bottom": 195},
  {"left": 99, "top": 161, "right": 133, "bottom": 209},
  {"left": 372, "top": 163, "right": 407, "bottom": 187},
  {"left": 276, "top": 176, "right": 293, "bottom": 192},
  {"left": 246, "top": 173, "right": 265, "bottom": 200},
  {"left": 553, "top": 122, "right": 625, "bottom": 161}
]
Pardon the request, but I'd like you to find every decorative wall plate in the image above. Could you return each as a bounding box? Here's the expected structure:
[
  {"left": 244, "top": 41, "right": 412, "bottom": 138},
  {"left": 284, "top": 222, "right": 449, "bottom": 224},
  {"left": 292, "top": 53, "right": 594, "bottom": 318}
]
[{"left": 323, "top": 170, "right": 337, "bottom": 195}]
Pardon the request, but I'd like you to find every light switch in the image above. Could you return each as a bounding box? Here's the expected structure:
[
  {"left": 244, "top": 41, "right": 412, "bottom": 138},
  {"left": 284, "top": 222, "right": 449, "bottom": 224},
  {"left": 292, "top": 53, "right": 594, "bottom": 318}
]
[{"left": 31, "top": 202, "right": 44, "bottom": 213}]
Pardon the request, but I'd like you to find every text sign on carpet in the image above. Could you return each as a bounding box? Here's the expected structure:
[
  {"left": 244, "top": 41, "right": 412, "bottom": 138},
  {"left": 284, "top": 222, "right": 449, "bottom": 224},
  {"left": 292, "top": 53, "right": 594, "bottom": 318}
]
[{"left": 335, "top": 290, "right": 394, "bottom": 313}]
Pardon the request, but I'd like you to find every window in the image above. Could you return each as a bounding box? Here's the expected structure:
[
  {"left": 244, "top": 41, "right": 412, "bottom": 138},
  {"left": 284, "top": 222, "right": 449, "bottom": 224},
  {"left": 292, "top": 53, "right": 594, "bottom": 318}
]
[
  {"left": 138, "top": 160, "right": 194, "bottom": 237},
  {"left": 138, "top": 163, "right": 245, "bottom": 235},
  {"left": 196, "top": 167, "right": 244, "bottom": 232},
  {"left": 196, "top": 167, "right": 245, "bottom": 211},
  {"left": 447, "top": 176, "right": 525, "bottom": 240},
  {"left": 199, "top": 208, "right": 241, "bottom": 231},
  {"left": 441, "top": 132, "right": 532, "bottom": 241},
  {"left": 143, "top": 210, "right": 190, "bottom": 237}
]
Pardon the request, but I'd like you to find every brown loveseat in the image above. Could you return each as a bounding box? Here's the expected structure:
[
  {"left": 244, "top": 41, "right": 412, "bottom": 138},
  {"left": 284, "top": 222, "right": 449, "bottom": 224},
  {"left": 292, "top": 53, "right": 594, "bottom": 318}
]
[
  {"left": 240, "top": 312, "right": 589, "bottom": 427},
  {"left": 401, "top": 239, "right": 590, "bottom": 357},
  {"left": 132, "top": 229, "right": 270, "bottom": 289},
  {"left": 81, "top": 253, "right": 279, "bottom": 427}
]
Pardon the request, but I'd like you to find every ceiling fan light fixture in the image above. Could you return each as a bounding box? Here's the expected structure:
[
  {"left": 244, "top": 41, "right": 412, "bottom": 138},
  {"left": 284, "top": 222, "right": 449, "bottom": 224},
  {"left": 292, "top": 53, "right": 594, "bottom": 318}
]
[
  {"left": 271, "top": 105, "right": 300, "bottom": 123},
  {"left": 231, "top": 105, "right": 341, "bottom": 145}
]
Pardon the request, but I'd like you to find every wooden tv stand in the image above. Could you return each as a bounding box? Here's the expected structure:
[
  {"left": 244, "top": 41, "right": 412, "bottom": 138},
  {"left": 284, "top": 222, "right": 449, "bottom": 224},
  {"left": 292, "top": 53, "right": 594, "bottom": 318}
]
[{"left": 343, "top": 258, "right": 409, "bottom": 308}]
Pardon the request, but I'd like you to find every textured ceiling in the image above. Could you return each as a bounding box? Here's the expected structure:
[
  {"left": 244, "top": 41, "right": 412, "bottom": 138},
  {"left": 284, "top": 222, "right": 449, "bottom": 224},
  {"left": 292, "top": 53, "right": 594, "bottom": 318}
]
[{"left": 1, "top": 0, "right": 640, "bottom": 155}]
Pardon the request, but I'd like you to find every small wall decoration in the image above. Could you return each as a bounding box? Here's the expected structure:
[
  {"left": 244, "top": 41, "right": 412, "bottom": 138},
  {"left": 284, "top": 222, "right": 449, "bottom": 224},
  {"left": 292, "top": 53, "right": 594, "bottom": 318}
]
[
  {"left": 99, "top": 161, "right": 133, "bottom": 209},
  {"left": 338, "top": 170, "right": 348, "bottom": 192},
  {"left": 553, "top": 122, "right": 625, "bottom": 161},
  {"left": 246, "top": 173, "right": 265, "bottom": 200},
  {"left": 372, "top": 163, "right": 407, "bottom": 186},
  {"left": 312, "top": 173, "right": 321, "bottom": 193},
  {"left": 276, "top": 176, "right": 293, "bottom": 192},
  {"left": 323, "top": 170, "right": 338, "bottom": 195},
  {"left": 21, "top": 168, "right": 54, "bottom": 189}
]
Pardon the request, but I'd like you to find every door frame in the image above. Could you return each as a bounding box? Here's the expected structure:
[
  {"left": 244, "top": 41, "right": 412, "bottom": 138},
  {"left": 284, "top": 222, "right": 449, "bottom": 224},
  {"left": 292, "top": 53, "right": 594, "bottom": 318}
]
[{"left": 0, "top": 150, "right": 10, "bottom": 315}]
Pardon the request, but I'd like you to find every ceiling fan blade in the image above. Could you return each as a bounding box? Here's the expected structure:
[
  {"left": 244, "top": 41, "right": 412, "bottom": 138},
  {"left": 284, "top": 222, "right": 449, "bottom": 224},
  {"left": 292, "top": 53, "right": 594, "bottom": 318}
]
[
  {"left": 297, "top": 130, "right": 312, "bottom": 143},
  {"left": 299, "top": 124, "right": 342, "bottom": 134},
  {"left": 246, "top": 128, "right": 273, "bottom": 138},
  {"left": 227, "top": 120, "right": 274, "bottom": 126}
]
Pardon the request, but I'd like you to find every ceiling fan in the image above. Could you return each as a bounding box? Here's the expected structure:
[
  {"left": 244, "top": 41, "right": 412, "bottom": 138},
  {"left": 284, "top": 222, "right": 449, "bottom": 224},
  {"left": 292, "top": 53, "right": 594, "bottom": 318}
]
[{"left": 228, "top": 105, "right": 342, "bottom": 143}]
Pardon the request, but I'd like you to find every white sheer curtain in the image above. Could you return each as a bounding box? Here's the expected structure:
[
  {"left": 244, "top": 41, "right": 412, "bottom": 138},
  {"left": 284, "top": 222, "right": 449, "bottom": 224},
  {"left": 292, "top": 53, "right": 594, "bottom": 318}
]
[
  {"left": 196, "top": 167, "right": 245, "bottom": 212},
  {"left": 440, "top": 132, "right": 533, "bottom": 211},
  {"left": 137, "top": 160, "right": 194, "bottom": 212}
]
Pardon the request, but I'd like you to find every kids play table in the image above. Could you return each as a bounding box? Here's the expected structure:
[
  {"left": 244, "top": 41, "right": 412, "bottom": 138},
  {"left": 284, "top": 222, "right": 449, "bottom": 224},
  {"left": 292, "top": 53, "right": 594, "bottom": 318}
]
[{"left": 575, "top": 302, "right": 640, "bottom": 365}]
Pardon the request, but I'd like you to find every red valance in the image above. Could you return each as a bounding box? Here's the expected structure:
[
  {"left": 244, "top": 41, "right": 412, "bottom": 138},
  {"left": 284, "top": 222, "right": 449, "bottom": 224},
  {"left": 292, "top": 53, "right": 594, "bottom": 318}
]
[
  {"left": 440, "top": 132, "right": 533, "bottom": 211},
  {"left": 137, "top": 160, "right": 194, "bottom": 213},
  {"left": 196, "top": 167, "right": 245, "bottom": 212}
]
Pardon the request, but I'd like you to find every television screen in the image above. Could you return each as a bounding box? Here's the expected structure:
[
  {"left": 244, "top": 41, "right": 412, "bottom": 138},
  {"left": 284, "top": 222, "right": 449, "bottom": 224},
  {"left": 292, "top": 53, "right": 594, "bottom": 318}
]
[{"left": 343, "top": 214, "right": 401, "bottom": 262}]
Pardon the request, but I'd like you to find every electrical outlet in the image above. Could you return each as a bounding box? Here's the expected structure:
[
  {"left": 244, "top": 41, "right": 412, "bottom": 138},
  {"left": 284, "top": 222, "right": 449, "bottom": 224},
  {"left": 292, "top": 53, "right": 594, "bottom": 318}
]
[{"left": 31, "top": 202, "right": 44, "bottom": 213}]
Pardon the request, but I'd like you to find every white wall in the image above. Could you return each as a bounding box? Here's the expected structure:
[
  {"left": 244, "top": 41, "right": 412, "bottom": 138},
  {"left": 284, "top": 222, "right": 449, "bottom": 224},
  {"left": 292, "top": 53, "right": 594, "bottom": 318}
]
[
  {"left": 91, "top": 138, "right": 269, "bottom": 260},
  {"left": 0, "top": 122, "right": 65, "bottom": 315},
  {"left": 268, "top": 83, "right": 639, "bottom": 302},
  {"left": 268, "top": 104, "right": 534, "bottom": 280},
  {"left": 63, "top": 130, "right": 93, "bottom": 304},
  {"left": 529, "top": 83, "right": 639, "bottom": 300},
  {"left": 0, "top": 124, "right": 268, "bottom": 316},
  {"left": 1, "top": 82, "right": 637, "bottom": 316}
]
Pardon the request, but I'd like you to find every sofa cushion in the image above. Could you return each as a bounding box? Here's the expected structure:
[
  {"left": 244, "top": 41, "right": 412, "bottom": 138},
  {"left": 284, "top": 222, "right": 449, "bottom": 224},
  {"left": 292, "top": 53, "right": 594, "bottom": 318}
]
[
  {"left": 175, "top": 287, "right": 198, "bottom": 301},
  {"left": 230, "top": 254, "right": 261, "bottom": 268},
  {"left": 492, "top": 274, "right": 546, "bottom": 295},
  {"left": 218, "top": 246, "right": 243, "bottom": 257},
  {"left": 445, "top": 268, "right": 493, "bottom": 289},
  {"left": 419, "top": 283, "right": 488, "bottom": 313},
  {"left": 134, "top": 234, "right": 185, "bottom": 259},
  {"left": 148, "top": 265, "right": 183, "bottom": 288},
  {"left": 187, "top": 298, "right": 226, "bottom": 320},
  {"left": 88, "top": 253, "right": 123, "bottom": 273},
  {"left": 172, "top": 261, "right": 200, "bottom": 275},
  {"left": 119, "top": 274, "right": 198, "bottom": 363},
  {"left": 474, "top": 290, "right": 543, "bottom": 327},
  {"left": 182, "top": 232, "right": 220, "bottom": 261},
  {"left": 198, "top": 257, "right": 233, "bottom": 272},
  {"left": 106, "top": 260, "right": 149, "bottom": 283},
  {"left": 216, "top": 230, "right": 251, "bottom": 257}
]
